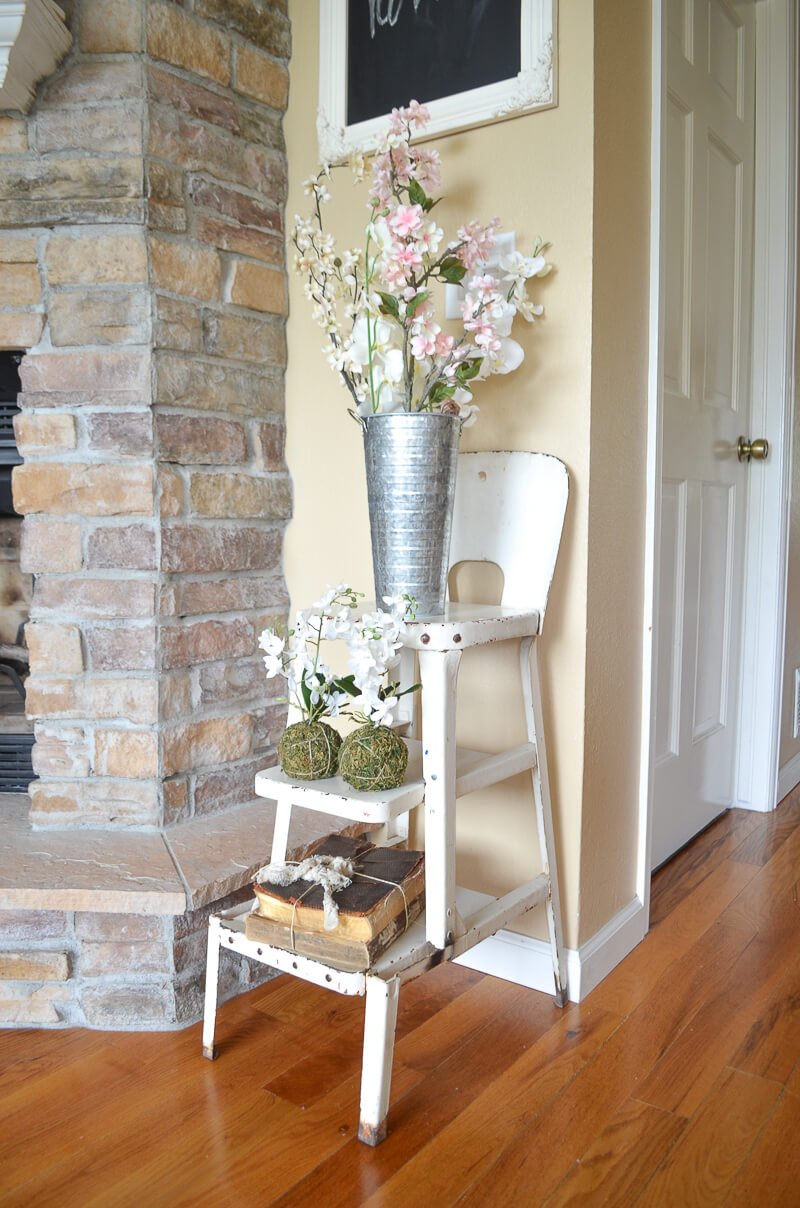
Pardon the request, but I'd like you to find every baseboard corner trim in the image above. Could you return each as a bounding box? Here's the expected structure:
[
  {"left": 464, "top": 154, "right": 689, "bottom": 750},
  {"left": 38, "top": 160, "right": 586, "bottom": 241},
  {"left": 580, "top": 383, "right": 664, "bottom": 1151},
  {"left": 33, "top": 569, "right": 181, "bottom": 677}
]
[
  {"left": 455, "top": 896, "right": 648, "bottom": 1002},
  {"left": 777, "top": 750, "right": 800, "bottom": 803}
]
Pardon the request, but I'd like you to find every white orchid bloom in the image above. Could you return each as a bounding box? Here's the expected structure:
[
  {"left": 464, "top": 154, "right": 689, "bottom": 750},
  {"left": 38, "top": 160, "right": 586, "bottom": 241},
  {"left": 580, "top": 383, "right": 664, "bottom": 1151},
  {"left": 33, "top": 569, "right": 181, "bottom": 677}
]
[
  {"left": 368, "top": 695, "right": 398, "bottom": 727},
  {"left": 349, "top": 317, "right": 401, "bottom": 384},
  {"left": 324, "top": 689, "right": 351, "bottom": 717},
  {"left": 381, "top": 347, "right": 405, "bottom": 382},
  {"left": 259, "top": 629, "right": 286, "bottom": 679},
  {"left": 500, "top": 250, "right": 548, "bottom": 285},
  {"left": 491, "top": 337, "right": 525, "bottom": 375},
  {"left": 489, "top": 297, "right": 517, "bottom": 338},
  {"left": 368, "top": 217, "right": 394, "bottom": 255}
]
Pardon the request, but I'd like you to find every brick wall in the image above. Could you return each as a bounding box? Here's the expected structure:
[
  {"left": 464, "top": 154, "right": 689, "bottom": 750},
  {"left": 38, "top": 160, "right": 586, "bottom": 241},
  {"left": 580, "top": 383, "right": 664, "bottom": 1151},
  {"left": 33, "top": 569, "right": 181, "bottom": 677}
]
[
  {"left": 0, "top": 889, "right": 273, "bottom": 1028},
  {"left": 1, "top": 0, "right": 291, "bottom": 828}
]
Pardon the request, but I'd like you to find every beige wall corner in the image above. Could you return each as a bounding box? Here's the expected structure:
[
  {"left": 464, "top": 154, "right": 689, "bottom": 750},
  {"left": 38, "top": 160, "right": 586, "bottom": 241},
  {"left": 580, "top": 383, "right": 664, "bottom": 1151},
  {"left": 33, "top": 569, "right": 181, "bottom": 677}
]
[{"left": 579, "top": 0, "right": 652, "bottom": 943}]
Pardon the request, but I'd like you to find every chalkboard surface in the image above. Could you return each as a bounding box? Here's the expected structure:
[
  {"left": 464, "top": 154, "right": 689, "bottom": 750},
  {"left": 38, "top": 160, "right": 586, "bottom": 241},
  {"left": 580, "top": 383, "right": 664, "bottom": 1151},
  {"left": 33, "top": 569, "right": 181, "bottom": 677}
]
[{"left": 346, "top": 0, "right": 522, "bottom": 128}]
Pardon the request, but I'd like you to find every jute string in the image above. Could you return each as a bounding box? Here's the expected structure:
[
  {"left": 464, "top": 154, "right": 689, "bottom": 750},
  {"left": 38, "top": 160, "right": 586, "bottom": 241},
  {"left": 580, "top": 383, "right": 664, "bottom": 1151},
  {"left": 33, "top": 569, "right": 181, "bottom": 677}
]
[{"left": 254, "top": 853, "right": 410, "bottom": 950}]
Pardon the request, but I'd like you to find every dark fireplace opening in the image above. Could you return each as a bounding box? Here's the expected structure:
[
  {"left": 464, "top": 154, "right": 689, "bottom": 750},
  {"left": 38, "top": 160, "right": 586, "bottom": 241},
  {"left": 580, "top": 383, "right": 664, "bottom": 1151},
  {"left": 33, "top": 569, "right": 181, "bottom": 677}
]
[{"left": 0, "top": 350, "right": 34, "bottom": 792}]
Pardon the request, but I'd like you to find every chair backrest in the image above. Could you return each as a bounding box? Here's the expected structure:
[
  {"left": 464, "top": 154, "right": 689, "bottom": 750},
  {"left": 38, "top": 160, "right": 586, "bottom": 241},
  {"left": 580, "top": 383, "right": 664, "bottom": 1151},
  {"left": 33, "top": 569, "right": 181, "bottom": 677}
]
[{"left": 449, "top": 451, "right": 569, "bottom": 619}]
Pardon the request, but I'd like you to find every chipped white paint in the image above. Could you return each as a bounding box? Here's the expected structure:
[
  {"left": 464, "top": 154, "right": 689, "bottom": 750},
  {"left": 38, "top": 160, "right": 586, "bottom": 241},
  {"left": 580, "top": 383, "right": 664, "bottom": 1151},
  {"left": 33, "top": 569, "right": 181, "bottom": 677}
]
[{"left": 205, "top": 452, "right": 570, "bottom": 1142}]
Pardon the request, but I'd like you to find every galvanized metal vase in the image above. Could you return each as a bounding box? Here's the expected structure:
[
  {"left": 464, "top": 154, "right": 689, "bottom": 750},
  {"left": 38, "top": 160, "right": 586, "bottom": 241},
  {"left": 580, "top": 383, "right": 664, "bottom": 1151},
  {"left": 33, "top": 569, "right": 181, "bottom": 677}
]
[{"left": 363, "top": 412, "right": 461, "bottom": 617}]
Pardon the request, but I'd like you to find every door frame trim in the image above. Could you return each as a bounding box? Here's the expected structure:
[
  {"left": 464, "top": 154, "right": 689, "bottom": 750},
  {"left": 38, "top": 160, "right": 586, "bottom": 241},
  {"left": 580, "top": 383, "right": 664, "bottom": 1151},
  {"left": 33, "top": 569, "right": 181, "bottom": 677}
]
[
  {"left": 641, "top": 0, "right": 799, "bottom": 910},
  {"left": 735, "top": 0, "right": 798, "bottom": 811}
]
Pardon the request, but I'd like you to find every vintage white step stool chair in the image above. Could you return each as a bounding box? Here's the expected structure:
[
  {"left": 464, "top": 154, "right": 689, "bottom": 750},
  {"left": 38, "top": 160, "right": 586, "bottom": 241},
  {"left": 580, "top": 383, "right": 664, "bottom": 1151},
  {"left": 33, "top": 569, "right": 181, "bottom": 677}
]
[{"left": 203, "top": 450, "right": 569, "bottom": 1145}]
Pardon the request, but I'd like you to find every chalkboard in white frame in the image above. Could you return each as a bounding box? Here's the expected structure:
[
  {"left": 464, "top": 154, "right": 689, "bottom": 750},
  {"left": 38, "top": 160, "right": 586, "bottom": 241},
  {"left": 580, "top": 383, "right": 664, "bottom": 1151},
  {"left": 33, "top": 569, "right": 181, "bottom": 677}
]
[{"left": 318, "top": 0, "right": 558, "bottom": 164}]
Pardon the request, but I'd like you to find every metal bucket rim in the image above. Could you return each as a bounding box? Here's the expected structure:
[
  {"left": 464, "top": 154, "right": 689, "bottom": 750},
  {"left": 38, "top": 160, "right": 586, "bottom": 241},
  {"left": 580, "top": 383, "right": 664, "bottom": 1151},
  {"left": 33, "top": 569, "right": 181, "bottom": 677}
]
[{"left": 360, "top": 411, "right": 463, "bottom": 434}]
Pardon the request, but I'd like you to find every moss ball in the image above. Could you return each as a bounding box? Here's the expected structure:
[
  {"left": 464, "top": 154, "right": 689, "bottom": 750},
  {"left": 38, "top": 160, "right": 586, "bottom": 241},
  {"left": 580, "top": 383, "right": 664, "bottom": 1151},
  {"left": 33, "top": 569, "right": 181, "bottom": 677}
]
[
  {"left": 279, "top": 720, "right": 342, "bottom": 780},
  {"left": 339, "top": 724, "right": 408, "bottom": 792}
]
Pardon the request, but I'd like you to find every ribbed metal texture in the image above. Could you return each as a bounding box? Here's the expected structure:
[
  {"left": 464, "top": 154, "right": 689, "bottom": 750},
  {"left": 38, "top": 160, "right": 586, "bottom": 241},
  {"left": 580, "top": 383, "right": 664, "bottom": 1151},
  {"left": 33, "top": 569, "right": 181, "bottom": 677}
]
[
  {"left": 0, "top": 734, "right": 34, "bottom": 792},
  {"left": 363, "top": 412, "right": 461, "bottom": 616}
]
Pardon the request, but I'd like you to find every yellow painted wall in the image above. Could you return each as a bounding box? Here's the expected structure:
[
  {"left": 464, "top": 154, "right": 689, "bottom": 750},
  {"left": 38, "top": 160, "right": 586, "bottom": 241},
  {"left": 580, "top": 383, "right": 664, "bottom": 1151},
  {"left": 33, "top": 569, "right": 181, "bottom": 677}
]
[{"left": 284, "top": 1, "right": 650, "bottom": 951}]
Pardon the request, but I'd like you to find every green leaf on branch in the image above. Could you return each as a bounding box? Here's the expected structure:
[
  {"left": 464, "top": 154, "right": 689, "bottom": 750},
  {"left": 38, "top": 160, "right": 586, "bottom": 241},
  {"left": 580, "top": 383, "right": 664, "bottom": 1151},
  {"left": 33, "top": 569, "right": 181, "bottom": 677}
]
[
  {"left": 408, "top": 179, "right": 427, "bottom": 207},
  {"left": 456, "top": 358, "right": 483, "bottom": 382},
  {"left": 429, "top": 381, "right": 456, "bottom": 404},
  {"left": 405, "top": 290, "right": 430, "bottom": 318},
  {"left": 377, "top": 291, "right": 400, "bottom": 318},
  {"left": 396, "top": 682, "right": 422, "bottom": 698},
  {"left": 408, "top": 179, "right": 437, "bottom": 212},
  {"left": 333, "top": 674, "right": 360, "bottom": 697},
  {"left": 438, "top": 257, "right": 467, "bottom": 284}
]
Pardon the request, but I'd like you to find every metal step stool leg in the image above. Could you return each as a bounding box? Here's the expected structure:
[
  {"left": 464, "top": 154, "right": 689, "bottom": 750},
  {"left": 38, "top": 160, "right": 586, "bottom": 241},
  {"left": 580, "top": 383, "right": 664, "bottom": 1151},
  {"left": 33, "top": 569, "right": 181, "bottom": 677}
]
[
  {"left": 270, "top": 797, "right": 292, "bottom": 863},
  {"left": 202, "top": 914, "right": 222, "bottom": 1059},
  {"left": 357, "top": 974, "right": 400, "bottom": 1146},
  {"left": 521, "top": 636, "right": 568, "bottom": 1006}
]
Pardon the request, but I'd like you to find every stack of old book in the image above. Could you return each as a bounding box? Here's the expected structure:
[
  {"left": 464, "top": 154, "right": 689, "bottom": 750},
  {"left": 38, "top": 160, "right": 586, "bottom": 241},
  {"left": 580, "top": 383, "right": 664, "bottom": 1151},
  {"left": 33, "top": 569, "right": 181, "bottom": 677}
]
[{"left": 246, "top": 834, "right": 425, "bottom": 972}]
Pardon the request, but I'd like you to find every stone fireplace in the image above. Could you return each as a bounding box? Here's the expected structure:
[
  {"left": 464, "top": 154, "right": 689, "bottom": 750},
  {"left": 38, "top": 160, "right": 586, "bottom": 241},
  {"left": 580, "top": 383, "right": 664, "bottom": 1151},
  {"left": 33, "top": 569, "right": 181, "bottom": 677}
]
[{"left": 0, "top": 0, "right": 343, "bottom": 1029}]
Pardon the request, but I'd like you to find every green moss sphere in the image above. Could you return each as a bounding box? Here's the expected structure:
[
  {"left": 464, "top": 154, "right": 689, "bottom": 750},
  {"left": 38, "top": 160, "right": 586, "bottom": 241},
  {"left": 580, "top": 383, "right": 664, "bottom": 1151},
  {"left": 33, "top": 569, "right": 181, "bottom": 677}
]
[
  {"left": 278, "top": 720, "right": 342, "bottom": 780},
  {"left": 339, "top": 724, "right": 408, "bottom": 792}
]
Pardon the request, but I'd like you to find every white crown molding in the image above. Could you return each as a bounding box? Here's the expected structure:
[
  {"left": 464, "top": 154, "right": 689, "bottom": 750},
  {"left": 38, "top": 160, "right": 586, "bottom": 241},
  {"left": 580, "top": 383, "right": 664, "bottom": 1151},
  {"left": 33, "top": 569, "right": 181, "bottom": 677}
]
[{"left": 0, "top": 0, "right": 71, "bottom": 113}]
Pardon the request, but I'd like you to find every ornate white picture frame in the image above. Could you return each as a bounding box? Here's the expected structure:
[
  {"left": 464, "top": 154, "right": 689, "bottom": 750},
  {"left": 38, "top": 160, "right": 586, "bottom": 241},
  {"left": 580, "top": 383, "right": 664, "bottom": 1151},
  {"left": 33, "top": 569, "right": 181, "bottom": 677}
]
[{"left": 318, "top": 0, "right": 557, "bottom": 164}]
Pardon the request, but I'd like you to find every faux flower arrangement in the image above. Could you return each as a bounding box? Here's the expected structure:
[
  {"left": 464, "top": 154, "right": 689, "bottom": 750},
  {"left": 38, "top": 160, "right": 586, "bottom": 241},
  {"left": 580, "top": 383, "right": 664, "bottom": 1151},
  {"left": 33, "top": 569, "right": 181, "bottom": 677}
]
[
  {"left": 293, "top": 100, "right": 551, "bottom": 427},
  {"left": 259, "top": 586, "right": 419, "bottom": 789}
]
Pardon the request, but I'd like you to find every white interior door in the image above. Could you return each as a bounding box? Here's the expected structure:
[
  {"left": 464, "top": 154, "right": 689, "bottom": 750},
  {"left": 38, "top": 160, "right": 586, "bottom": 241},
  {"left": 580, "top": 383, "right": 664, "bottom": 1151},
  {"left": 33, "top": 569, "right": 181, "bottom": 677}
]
[{"left": 653, "top": 0, "right": 757, "bottom": 867}]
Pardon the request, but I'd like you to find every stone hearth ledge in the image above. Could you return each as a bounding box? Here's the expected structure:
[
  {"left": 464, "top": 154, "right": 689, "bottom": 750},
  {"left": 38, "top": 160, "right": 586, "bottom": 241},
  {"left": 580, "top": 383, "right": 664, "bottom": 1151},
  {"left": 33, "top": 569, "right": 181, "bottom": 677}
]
[{"left": 0, "top": 794, "right": 359, "bottom": 915}]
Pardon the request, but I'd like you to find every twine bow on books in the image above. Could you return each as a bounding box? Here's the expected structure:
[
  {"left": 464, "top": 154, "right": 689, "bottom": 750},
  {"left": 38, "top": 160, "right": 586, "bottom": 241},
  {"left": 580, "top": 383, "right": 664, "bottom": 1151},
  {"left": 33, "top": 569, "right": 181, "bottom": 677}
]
[{"left": 254, "top": 852, "right": 411, "bottom": 949}]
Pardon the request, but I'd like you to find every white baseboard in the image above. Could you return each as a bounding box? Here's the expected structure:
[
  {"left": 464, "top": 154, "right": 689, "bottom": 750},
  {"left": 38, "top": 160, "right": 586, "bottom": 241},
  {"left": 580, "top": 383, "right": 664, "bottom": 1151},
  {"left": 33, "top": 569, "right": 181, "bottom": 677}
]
[
  {"left": 455, "top": 896, "right": 648, "bottom": 1002},
  {"left": 777, "top": 751, "right": 800, "bottom": 804}
]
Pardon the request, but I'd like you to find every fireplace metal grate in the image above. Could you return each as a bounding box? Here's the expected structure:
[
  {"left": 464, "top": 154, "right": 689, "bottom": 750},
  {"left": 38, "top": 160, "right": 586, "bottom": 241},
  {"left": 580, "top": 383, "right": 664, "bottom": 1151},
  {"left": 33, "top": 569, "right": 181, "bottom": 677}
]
[
  {"left": 0, "top": 399, "right": 21, "bottom": 465},
  {"left": 0, "top": 733, "right": 34, "bottom": 792}
]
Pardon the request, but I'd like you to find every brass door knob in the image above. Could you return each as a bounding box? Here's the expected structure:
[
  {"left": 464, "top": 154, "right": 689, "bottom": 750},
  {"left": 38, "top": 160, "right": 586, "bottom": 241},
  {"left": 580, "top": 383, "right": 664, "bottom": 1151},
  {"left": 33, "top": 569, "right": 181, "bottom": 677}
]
[{"left": 737, "top": 436, "right": 769, "bottom": 463}]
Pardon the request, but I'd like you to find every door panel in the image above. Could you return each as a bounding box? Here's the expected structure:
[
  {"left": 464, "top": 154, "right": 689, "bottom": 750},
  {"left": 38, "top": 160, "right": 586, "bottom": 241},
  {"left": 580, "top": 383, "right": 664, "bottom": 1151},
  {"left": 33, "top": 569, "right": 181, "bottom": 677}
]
[
  {"left": 704, "top": 136, "right": 742, "bottom": 408},
  {"left": 655, "top": 479, "right": 687, "bottom": 765},
  {"left": 664, "top": 97, "right": 692, "bottom": 397},
  {"left": 653, "top": 0, "right": 755, "bottom": 867},
  {"left": 693, "top": 481, "right": 734, "bottom": 739}
]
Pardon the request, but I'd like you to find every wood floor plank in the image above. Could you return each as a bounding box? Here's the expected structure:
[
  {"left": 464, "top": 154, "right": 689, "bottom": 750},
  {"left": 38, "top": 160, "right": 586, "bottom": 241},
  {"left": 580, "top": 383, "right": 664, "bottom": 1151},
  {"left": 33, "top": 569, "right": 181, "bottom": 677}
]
[
  {"left": 252, "top": 973, "right": 360, "bottom": 1023},
  {"left": 542, "top": 1098, "right": 687, "bottom": 1207},
  {"left": 0, "top": 1016, "right": 305, "bottom": 1204},
  {"left": 0, "top": 1024, "right": 106, "bottom": 1076},
  {"left": 720, "top": 823, "right": 800, "bottom": 936},
  {"left": 19, "top": 1040, "right": 416, "bottom": 1208},
  {"left": 0, "top": 1028, "right": 108, "bottom": 1096},
  {"left": 633, "top": 1068, "right": 782, "bottom": 1207},
  {"left": 454, "top": 921, "right": 756, "bottom": 1205},
  {"left": 726, "top": 1087, "right": 800, "bottom": 1207},
  {"left": 636, "top": 941, "right": 800, "bottom": 1116},
  {"left": 265, "top": 962, "right": 482, "bottom": 1108},
  {"left": 732, "top": 793, "right": 800, "bottom": 866},
  {"left": 200, "top": 979, "right": 551, "bottom": 1206},
  {"left": 269, "top": 982, "right": 574, "bottom": 1208},
  {"left": 649, "top": 809, "right": 762, "bottom": 926},
  {"left": 588, "top": 857, "right": 759, "bottom": 1017},
  {"left": 351, "top": 1005, "right": 621, "bottom": 1208},
  {"left": 729, "top": 977, "right": 800, "bottom": 1085}
]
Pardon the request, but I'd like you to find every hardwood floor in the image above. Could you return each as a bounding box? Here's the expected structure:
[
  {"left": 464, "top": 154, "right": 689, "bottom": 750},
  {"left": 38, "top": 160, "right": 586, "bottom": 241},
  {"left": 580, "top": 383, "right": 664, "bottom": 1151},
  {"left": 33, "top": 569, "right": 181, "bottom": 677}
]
[{"left": 1, "top": 792, "right": 798, "bottom": 1207}]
